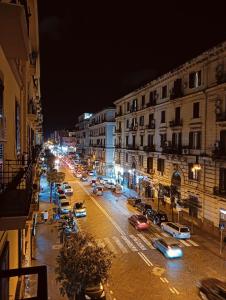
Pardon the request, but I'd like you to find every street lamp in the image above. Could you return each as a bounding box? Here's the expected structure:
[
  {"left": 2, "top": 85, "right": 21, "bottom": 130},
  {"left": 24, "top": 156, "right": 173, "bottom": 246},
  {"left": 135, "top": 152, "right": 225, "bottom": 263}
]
[{"left": 191, "top": 156, "right": 201, "bottom": 173}]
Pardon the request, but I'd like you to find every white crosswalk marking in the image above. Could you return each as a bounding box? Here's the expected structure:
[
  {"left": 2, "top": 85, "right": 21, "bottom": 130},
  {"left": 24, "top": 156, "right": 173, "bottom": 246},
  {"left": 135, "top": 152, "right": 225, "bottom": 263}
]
[
  {"left": 179, "top": 239, "right": 191, "bottom": 247},
  {"left": 137, "top": 233, "right": 155, "bottom": 249},
  {"left": 112, "top": 236, "right": 128, "bottom": 253},
  {"left": 103, "top": 238, "right": 118, "bottom": 254},
  {"left": 129, "top": 234, "right": 147, "bottom": 251},
  {"left": 121, "top": 235, "right": 138, "bottom": 251},
  {"left": 187, "top": 239, "right": 199, "bottom": 247}
]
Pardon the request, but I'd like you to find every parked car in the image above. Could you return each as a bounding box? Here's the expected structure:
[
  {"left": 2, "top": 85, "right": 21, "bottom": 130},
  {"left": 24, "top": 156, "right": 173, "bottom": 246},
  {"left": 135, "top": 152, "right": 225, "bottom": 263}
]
[
  {"left": 152, "top": 238, "right": 183, "bottom": 259},
  {"left": 62, "top": 181, "right": 69, "bottom": 187},
  {"left": 73, "top": 202, "right": 87, "bottom": 217},
  {"left": 128, "top": 214, "right": 150, "bottom": 230},
  {"left": 112, "top": 184, "right": 123, "bottom": 194},
  {"left": 90, "top": 179, "right": 97, "bottom": 187},
  {"left": 93, "top": 186, "right": 104, "bottom": 196},
  {"left": 161, "top": 222, "right": 191, "bottom": 239},
  {"left": 64, "top": 185, "right": 73, "bottom": 195},
  {"left": 127, "top": 197, "right": 142, "bottom": 207},
  {"left": 197, "top": 278, "right": 226, "bottom": 300},
  {"left": 59, "top": 199, "right": 72, "bottom": 214},
  {"left": 55, "top": 183, "right": 62, "bottom": 190},
  {"left": 84, "top": 281, "right": 106, "bottom": 299},
  {"left": 56, "top": 188, "right": 65, "bottom": 195},
  {"left": 135, "top": 202, "right": 152, "bottom": 214},
  {"left": 58, "top": 194, "right": 67, "bottom": 201},
  {"left": 88, "top": 170, "right": 95, "bottom": 176},
  {"left": 146, "top": 209, "right": 168, "bottom": 225},
  {"left": 104, "top": 181, "right": 115, "bottom": 189},
  {"left": 80, "top": 176, "right": 88, "bottom": 182}
]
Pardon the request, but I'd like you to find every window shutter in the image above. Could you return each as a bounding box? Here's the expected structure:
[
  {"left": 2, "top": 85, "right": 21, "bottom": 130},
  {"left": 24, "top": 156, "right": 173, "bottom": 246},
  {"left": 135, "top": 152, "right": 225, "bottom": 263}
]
[
  {"left": 197, "top": 132, "right": 201, "bottom": 149},
  {"left": 178, "top": 132, "right": 182, "bottom": 146},
  {"left": 172, "top": 133, "right": 176, "bottom": 146}
]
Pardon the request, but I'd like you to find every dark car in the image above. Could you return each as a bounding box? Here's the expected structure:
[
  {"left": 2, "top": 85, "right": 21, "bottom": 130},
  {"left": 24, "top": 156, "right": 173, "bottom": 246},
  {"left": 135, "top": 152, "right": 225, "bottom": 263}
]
[
  {"left": 127, "top": 197, "right": 142, "bottom": 207},
  {"left": 135, "top": 202, "right": 152, "bottom": 214},
  {"left": 84, "top": 282, "right": 106, "bottom": 299},
  {"left": 128, "top": 214, "right": 150, "bottom": 230},
  {"left": 146, "top": 209, "right": 168, "bottom": 225},
  {"left": 197, "top": 278, "right": 226, "bottom": 300}
]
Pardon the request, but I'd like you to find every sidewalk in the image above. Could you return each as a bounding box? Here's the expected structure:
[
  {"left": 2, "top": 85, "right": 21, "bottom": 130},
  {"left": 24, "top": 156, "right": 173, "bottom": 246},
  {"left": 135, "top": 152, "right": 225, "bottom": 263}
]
[{"left": 121, "top": 185, "right": 226, "bottom": 260}]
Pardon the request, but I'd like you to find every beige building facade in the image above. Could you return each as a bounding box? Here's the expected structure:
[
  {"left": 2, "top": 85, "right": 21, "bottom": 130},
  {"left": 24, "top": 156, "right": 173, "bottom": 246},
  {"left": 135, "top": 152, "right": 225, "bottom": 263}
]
[
  {"left": 114, "top": 41, "right": 226, "bottom": 233},
  {"left": 0, "top": 1, "right": 43, "bottom": 299}
]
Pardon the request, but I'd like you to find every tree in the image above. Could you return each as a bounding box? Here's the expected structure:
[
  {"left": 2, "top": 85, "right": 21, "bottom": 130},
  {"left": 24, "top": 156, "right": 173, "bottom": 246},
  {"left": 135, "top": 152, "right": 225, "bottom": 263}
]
[
  {"left": 47, "top": 171, "right": 65, "bottom": 202},
  {"left": 44, "top": 149, "right": 55, "bottom": 171},
  {"left": 55, "top": 232, "right": 114, "bottom": 300}
]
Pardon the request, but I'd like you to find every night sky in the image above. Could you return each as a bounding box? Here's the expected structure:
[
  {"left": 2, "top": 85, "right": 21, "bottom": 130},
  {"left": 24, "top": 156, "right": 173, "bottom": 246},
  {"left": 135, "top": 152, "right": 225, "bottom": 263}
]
[{"left": 38, "top": 1, "right": 226, "bottom": 136}]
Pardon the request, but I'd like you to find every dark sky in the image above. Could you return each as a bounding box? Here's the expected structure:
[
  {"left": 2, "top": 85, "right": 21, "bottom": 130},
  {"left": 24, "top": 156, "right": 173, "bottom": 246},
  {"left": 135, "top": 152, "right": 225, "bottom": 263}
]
[{"left": 38, "top": 1, "right": 226, "bottom": 136}]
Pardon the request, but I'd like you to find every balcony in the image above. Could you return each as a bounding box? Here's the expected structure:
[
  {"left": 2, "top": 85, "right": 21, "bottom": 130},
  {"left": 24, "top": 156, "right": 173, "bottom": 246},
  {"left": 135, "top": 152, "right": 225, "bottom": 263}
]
[
  {"left": 116, "top": 112, "right": 123, "bottom": 117},
  {"left": 216, "top": 112, "right": 226, "bottom": 122},
  {"left": 169, "top": 119, "right": 183, "bottom": 127},
  {"left": 0, "top": 2, "right": 29, "bottom": 59},
  {"left": 127, "top": 145, "right": 139, "bottom": 150},
  {"left": 145, "top": 122, "right": 155, "bottom": 130},
  {"left": 146, "top": 100, "right": 156, "bottom": 107},
  {"left": 115, "top": 128, "right": 122, "bottom": 133},
  {"left": 143, "top": 145, "right": 155, "bottom": 152},
  {"left": 162, "top": 145, "right": 182, "bottom": 155},
  {"left": 170, "top": 79, "right": 184, "bottom": 100},
  {"left": 115, "top": 144, "right": 121, "bottom": 148},
  {"left": 129, "top": 125, "right": 138, "bottom": 131},
  {"left": 0, "top": 147, "right": 41, "bottom": 230},
  {"left": 0, "top": 116, "right": 6, "bottom": 142},
  {"left": 212, "top": 146, "right": 226, "bottom": 160},
  {"left": 213, "top": 186, "right": 226, "bottom": 198}
]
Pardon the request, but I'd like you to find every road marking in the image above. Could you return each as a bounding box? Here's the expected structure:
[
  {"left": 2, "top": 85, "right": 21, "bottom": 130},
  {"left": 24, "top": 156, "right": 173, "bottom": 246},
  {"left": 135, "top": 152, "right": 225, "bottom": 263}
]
[
  {"left": 121, "top": 235, "right": 138, "bottom": 251},
  {"left": 137, "top": 233, "right": 155, "bottom": 249},
  {"left": 129, "top": 234, "right": 147, "bottom": 251},
  {"left": 95, "top": 239, "right": 106, "bottom": 248},
  {"left": 52, "top": 244, "right": 62, "bottom": 250},
  {"left": 152, "top": 266, "right": 165, "bottom": 276},
  {"left": 138, "top": 252, "right": 153, "bottom": 266},
  {"left": 187, "top": 239, "right": 199, "bottom": 246},
  {"left": 103, "top": 238, "right": 118, "bottom": 254},
  {"left": 161, "top": 232, "right": 171, "bottom": 237},
  {"left": 160, "top": 277, "right": 165, "bottom": 283},
  {"left": 163, "top": 277, "right": 169, "bottom": 283},
  {"left": 172, "top": 287, "right": 179, "bottom": 295},
  {"left": 138, "top": 252, "right": 151, "bottom": 267},
  {"left": 112, "top": 236, "right": 128, "bottom": 253},
  {"left": 77, "top": 181, "right": 126, "bottom": 235},
  {"left": 179, "top": 239, "right": 191, "bottom": 247},
  {"left": 169, "top": 287, "right": 175, "bottom": 294}
]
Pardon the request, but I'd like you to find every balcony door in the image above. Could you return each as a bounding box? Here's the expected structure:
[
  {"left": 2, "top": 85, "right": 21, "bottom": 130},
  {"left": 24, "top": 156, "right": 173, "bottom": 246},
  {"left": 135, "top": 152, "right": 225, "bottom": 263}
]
[{"left": 220, "top": 130, "right": 226, "bottom": 154}]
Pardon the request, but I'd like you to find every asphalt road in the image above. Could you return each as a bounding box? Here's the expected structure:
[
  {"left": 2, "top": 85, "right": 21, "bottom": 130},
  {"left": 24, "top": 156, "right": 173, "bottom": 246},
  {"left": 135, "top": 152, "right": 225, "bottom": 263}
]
[{"left": 61, "top": 166, "right": 226, "bottom": 300}]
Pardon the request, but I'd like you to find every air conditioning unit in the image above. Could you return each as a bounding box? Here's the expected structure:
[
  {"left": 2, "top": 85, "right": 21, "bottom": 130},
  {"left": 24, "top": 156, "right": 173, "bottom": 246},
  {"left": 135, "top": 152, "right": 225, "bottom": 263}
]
[{"left": 182, "top": 149, "right": 190, "bottom": 155}]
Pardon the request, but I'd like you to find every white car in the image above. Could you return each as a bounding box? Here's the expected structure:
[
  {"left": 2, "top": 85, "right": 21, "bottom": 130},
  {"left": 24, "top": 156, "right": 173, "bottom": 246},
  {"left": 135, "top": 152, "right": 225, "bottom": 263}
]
[
  {"left": 59, "top": 199, "right": 72, "bottom": 214},
  {"left": 62, "top": 181, "right": 69, "bottom": 187},
  {"left": 73, "top": 202, "right": 87, "bottom": 217},
  {"left": 161, "top": 222, "right": 191, "bottom": 239},
  {"left": 93, "top": 186, "right": 104, "bottom": 196},
  {"left": 76, "top": 173, "right": 82, "bottom": 178},
  {"left": 104, "top": 181, "right": 115, "bottom": 189},
  {"left": 64, "top": 185, "right": 73, "bottom": 195},
  {"left": 88, "top": 170, "right": 94, "bottom": 176}
]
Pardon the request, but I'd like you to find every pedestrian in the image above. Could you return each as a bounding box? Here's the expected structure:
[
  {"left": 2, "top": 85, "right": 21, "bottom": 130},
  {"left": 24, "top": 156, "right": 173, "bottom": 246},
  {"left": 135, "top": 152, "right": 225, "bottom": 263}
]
[{"left": 43, "top": 210, "right": 49, "bottom": 223}]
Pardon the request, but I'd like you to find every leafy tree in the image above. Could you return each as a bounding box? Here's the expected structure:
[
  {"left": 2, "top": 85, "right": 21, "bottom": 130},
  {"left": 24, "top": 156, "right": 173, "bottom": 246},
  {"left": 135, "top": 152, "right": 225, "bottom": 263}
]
[
  {"left": 47, "top": 171, "right": 65, "bottom": 202},
  {"left": 55, "top": 232, "right": 114, "bottom": 300},
  {"left": 44, "top": 149, "right": 55, "bottom": 171}
]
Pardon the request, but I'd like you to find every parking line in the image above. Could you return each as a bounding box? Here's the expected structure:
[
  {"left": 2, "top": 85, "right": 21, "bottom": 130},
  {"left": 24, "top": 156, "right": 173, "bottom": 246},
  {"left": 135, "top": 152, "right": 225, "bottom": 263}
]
[
  {"left": 169, "top": 287, "right": 175, "bottom": 294},
  {"left": 172, "top": 287, "right": 179, "bottom": 295},
  {"left": 187, "top": 239, "right": 199, "bottom": 246},
  {"left": 121, "top": 235, "right": 138, "bottom": 252},
  {"left": 137, "top": 233, "right": 155, "bottom": 250},
  {"left": 138, "top": 252, "right": 151, "bottom": 267},
  {"left": 179, "top": 239, "right": 191, "bottom": 247},
  {"left": 112, "top": 236, "right": 128, "bottom": 253},
  {"left": 139, "top": 252, "right": 153, "bottom": 266}
]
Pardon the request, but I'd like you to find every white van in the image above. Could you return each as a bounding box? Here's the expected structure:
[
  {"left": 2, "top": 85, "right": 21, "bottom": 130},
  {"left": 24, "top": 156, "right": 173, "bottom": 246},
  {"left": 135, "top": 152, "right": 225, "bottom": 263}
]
[{"left": 161, "top": 222, "right": 190, "bottom": 239}]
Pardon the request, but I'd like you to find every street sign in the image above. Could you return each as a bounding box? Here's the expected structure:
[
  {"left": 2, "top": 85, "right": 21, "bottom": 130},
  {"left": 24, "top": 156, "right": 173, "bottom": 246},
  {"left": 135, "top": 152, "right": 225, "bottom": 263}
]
[{"left": 219, "top": 223, "right": 225, "bottom": 230}]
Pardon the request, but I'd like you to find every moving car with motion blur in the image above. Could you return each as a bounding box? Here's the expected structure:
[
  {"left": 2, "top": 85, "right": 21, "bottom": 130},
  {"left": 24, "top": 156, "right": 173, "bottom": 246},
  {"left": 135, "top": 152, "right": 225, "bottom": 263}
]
[
  {"left": 197, "top": 278, "right": 226, "bottom": 300},
  {"left": 73, "top": 202, "right": 87, "bottom": 217},
  {"left": 146, "top": 209, "right": 168, "bottom": 225},
  {"left": 135, "top": 202, "right": 152, "bottom": 215},
  {"left": 152, "top": 238, "right": 183, "bottom": 259},
  {"left": 59, "top": 199, "right": 72, "bottom": 214},
  {"left": 64, "top": 185, "right": 73, "bottom": 195},
  {"left": 93, "top": 186, "right": 104, "bottom": 196},
  {"left": 161, "top": 222, "right": 190, "bottom": 239},
  {"left": 127, "top": 197, "right": 142, "bottom": 207},
  {"left": 128, "top": 214, "right": 150, "bottom": 230}
]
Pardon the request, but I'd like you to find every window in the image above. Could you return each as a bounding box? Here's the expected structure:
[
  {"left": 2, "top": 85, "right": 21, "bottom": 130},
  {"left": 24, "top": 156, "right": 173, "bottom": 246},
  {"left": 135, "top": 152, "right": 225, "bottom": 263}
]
[
  {"left": 132, "top": 135, "right": 136, "bottom": 147},
  {"left": 126, "top": 119, "right": 129, "bottom": 128},
  {"left": 157, "top": 158, "right": 165, "bottom": 175},
  {"left": 188, "top": 163, "right": 201, "bottom": 181},
  {"left": 193, "top": 102, "right": 200, "bottom": 118},
  {"left": 140, "top": 135, "right": 144, "bottom": 146},
  {"left": 189, "top": 71, "right": 201, "bottom": 88},
  {"left": 172, "top": 132, "right": 182, "bottom": 147},
  {"left": 160, "top": 133, "right": 167, "bottom": 147},
  {"left": 132, "top": 99, "right": 137, "bottom": 111},
  {"left": 139, "top": 155, "right": 143, "bottom": 167},
  {"left": 162, "top": 85, "right": 167, "bottom": 98},
  {"left": 148, "top": 134, "right": 154, "bottom": 146},
  {"left": 126, "top": 136, "right": 129, "bottom": 146},
  {"left": 161, "top": 111, "right": 166, "bottom": 123},
  {"left": 147, "top": 157, "right": 153, "bottom": 173},
  {"left": 149, "top": 113, "right": 154, "bottom": 125},
  {"left": 127, "top": 102, "right": 130, "bottom": 112},
  {"left": 125, "top": 152, "right": 128, "bottom": 163},
  {"left": 175, "top": 107, "right": 181, "bottom": 121},
  {"left": 149, "top": 90, "right": 157, "bottom": 104},
  {"left": 15, "top": 101, "right": 21, "bottom": 155},
  {"left": 139, "top": 116, "right": 144, "bottom": 126},
  {"left": 189, "top": 131, "right": 201, "bottom": 149},
  {"left": 141, "top": 95, "right": 145, "bottom": 107}
]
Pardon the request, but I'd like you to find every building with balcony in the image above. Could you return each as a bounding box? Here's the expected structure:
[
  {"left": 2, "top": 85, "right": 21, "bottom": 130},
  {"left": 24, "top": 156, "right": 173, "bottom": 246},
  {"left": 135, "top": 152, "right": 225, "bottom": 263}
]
[
  {"left": 88, "top": 108, "right": 115, "bottom": 176},
  {"left": 114, "top": 41, "right": 226, "bottom": 234},
  {"left": 0, "top": 1, "right": 44, "bottom": 299},
  {"left": 75, "top": 112, "right": 93, "bottom": 158}
]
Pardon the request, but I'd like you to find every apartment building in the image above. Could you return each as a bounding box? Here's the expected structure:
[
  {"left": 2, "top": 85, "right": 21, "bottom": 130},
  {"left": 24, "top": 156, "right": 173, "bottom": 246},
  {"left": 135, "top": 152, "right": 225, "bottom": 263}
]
[
  {"left": 86, "top": 108, "right": 115, "bottom": 176},
  {"left": 75, "top": 112, "right": 93, "bottom": 157},
  {"left": 114, "top": 41, "right": 226, "bottom": 234},
  {"left": 0, "top": 1, "right": 44, "bottom": 299}
]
